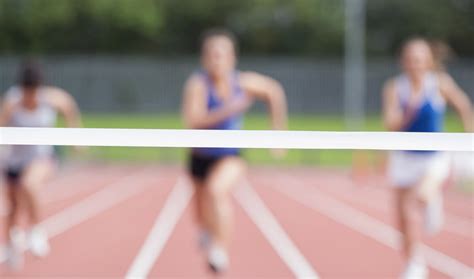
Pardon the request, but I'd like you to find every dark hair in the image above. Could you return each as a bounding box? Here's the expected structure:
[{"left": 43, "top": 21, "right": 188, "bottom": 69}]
[
  {"left": 18, "top": 60, "right": 42, "bottom": 88},
  {"left": 200, "top": 28, "right": 238, "bottom": 54}
]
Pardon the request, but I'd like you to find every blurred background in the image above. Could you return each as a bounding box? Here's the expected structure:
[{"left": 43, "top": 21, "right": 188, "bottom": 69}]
[
  {"left": 0, "top": 0, "right": 472, "bottom": 166},
  {"left": 0, "top": 2, "right": 472, "bottom": 278}
]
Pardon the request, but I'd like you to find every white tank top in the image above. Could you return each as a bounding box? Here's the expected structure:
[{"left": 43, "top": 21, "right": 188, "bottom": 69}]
[{"left": 4, "top": 86, "right": 57, "bottom": 167}]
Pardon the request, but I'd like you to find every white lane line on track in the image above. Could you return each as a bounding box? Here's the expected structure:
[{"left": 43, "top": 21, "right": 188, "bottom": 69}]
[
  {"left": 234, "top": 181, "right": 319, "bottom": 279},
  {"left": 0, "top": 167, "right": 155, "bottom": 263},
  {"left": 0, "top": 166, "right": 109, "bottom": 216},
  {"left": 125, "top": 177, "right": 193, "bottom": 279},
  {"left": 314, "top": 177, "right": 473, "bottom": 238},
  {"left": 267, "top": 174, "right": 474, "bottom": 278},
  {"left": 41, "top": 166, "right": 117, "bottom": 204},
  {"left": 0, "top": 169, "right": 83, "bottom": 216}
]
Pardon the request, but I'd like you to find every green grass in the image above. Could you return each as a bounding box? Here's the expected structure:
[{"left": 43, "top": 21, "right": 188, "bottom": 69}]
[{"left": 61, "top": 113, "right": 465, "bottom": 166}]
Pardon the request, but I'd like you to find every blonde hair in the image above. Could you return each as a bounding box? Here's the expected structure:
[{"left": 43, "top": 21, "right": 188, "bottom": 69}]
[{"left": 429, "top": 40, "right": 454, "bottom": 72}]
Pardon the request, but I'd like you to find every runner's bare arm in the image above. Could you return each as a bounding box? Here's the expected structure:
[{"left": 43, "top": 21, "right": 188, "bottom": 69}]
[
  {"left": 438, "top": 73, "right": 473, "bottom": 132},
  {"left": 0, "top": 98, "right": 14, "bottom": 126},
  {"left": 239, "top": 72, "right": 288, "bottom": 131},
  {"left": 46, "top": 87, "right": 83, "bottom": 128}
]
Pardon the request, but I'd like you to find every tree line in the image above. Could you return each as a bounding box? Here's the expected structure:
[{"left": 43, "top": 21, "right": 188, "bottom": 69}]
[{"left": 0, "top": 0, "right": 472, "bottom": 56}]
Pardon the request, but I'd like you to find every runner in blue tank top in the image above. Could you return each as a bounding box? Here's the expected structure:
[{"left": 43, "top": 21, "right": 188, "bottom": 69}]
[
  {"left": 182, "top": 28, "right": 288, "bottom": 273},
  {"left": 382, "top": 38, "right": 472, "bottom": 279},
  {"left": 192, "top": 70, "right": 244, "bottom": 157}
]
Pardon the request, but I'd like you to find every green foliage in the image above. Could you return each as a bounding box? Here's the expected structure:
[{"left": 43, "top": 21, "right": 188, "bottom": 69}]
[
  {"left": 367, "top": 0, "right": 474, "bottom": 55},
  {"left": 0, "top": 0, "right": 472, "bottom": 56},
  {"left": 0, "top": 0, "right": 163, "bottom": 53}
]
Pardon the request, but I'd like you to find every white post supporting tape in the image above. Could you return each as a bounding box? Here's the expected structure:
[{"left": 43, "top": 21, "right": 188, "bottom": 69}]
[{"left": 0, "top": 127, "right": 472, "bottom": 151}]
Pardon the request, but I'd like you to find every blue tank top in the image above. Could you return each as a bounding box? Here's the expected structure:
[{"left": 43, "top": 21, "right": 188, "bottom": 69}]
[
  {"left": 193, "top": 71, "right": 243, "bottom": 157},
  {"left": 396, "top": 73, "right": 445, "bottom": 153}
]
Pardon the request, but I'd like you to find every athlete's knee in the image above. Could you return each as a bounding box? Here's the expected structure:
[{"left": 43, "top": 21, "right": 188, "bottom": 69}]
[
  {"left": 19, "top": 185, "right": 41, "bottom": 210},
  {"left": 22, "top": 159, "right": 54, "bottom": 189},
  {"left": 7, "top": 200, "right": 20, "bottom": 222},
  {"left": 396, "top": 188, "right": 416, "bottom": 215},
  {"left": 7, "top": 187, "right": 19, "bottom": 209},
  {"left": 204, "top": 183, "right": 232, "bottom": 214},
  {"left": 221, "top": 158, "right": 246, "bottom": 178},
  {"left": 207, "top": 174, "right": 232, "bottom": 199},
  {"left": 399, "top": 199, "right": 415, "bottom": 217},
  {"left": 208, "top": 160, "right": 245, "bottom": 193},
  {"left": 21, "top": 180, "right": 39, "bottom": 197},
  {"left": 22, "top": 179, "right": 43, "bottom": 197},
  {"left": 213, "top": 195, "right": 233, "bottom": 218},
  {"left": 205, "top": 183, "right": 229, "bottom": 206},
  {"left": 7, "top": 202, "right": 18, "bottom": 219}
]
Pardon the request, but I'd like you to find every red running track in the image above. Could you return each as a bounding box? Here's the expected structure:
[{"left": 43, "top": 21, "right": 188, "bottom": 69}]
[{"left": 0, "top": 165, "right": 472, "bottom": 278}]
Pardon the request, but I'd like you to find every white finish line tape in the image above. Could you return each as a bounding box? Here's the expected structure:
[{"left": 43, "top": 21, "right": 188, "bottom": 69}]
[{"left": 0, "top": 128, "right": 472, "bottom": 151}]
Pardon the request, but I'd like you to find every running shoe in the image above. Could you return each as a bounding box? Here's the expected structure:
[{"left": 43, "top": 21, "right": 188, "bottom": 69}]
[
  {"left": 401, "top": 258, "right": 428, "bottom": 279},
  {"left": 6, "top": 227, "right": 25, "bottom": 270},
  {"left": 28, "top": 226, "right": 50, "bottom": 258},
  {"left": 207, "top": 244, "right": 229, "bottom": 274}
]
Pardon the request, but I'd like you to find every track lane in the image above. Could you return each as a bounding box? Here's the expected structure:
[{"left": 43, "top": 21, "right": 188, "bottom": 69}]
[
  {"left": 147, "top": 177, "right": 294, "bottom": 278},
  {"left": 275, "top": 170, "right": 474, "bottom": 267},
  {"left": 0, "top": 167, "right": 176, "bottom": 277},
  {"left": 250, "top": 174, "right": 407, "bottom": 278},
  {"left": 255, "top": 170, "right": 473, "bottom": 278}
]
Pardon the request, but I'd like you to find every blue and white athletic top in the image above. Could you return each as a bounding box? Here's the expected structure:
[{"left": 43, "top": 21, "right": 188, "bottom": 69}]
[
  {"left": 395, "top": 72, "right": 445, "bottom": 153},
  {"left": 193, "top": 70, "right": 244, "bottom": 157}
]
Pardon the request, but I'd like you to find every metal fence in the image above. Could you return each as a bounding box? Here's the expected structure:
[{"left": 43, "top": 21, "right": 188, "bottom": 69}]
[{"left": 1, "top": 56, "right": 473, "bottom": 114}]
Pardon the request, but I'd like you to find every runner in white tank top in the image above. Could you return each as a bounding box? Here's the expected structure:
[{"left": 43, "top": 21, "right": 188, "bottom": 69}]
[
  {"left": 4, "top": 86, "right": 57, "bottom": 169},
  {"left": 0, "top": 60, "right": 83, "bottom": 270}
]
